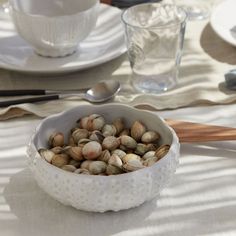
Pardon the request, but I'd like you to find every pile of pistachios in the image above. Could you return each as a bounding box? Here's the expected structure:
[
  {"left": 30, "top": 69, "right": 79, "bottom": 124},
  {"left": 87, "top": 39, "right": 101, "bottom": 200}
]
[{"left": 38, "top": 114, "right": 170, "bottom": 176}]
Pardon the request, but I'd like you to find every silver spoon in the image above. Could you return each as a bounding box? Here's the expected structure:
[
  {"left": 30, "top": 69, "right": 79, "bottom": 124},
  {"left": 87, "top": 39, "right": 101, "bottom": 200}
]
[
  {"left": 0, "top": 80, "right": 121, "bottom": 107},
  {"left": 225, "top": 69, "right": 236, "bottom": 90}
]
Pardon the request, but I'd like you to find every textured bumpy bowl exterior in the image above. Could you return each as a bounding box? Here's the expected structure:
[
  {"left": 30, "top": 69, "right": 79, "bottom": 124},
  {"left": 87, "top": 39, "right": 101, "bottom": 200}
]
[{"left": 27, "top": 104, "right": 180, "bottom": 212}]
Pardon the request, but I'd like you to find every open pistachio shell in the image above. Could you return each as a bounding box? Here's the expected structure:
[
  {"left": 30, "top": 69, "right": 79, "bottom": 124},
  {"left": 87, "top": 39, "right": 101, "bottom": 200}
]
[
  {"left": 51, "top": 154, "right": 70, "bottom": 168},
  {"left": 120, "top": 135, "right": 137, "bottom": 149},
  {"left": 122, "top": 153, "right": 141, "bottom": 163},
  {"left": 102, "top": 136, "right": 120, "bottom": 151},
  {"left": 72, "top": 128, "right": 89, "bottom": 143},
  {"left": 89, "top": 161, "right": 107, "bottom": 175},
  {"left": 80, "top": 160, "right": 93, "bottom": 170},
  {"left": 64, "top": 146, "right": 84, "bottom": 161},
  {"left": 82, "top": 141, "right": 102, "bottom": 160},
  {"left": 62, "top": 165, "right": 77, "bottom": 172},
  {"left": 106, "top": 164, "right": 124, "bottom": 175},
  {"left": 155, "top": 145, "right": 170, "bottom": 160},
  {"left": 39, "top": 149, "right": 55, "bottom": 163},
  {"left": 74, "top": 168, "right": 91, "bottom": 175},
  {"left": 102, "top": 124, "right": 117, "bottom": 137},
  {"left": 97, "top": 150, "right": 111, "bottom": 163},
  {"left": 108, "top": 154, "right": 123, "bottom": 168},
  {"left": 141, "top": 131, "right": 160, "bottom": 143},
  {"left": 131, "top": 121, "right": 146, "bottom": 141},
  {"left": 123, "top": 159, "right": 144, "bottom": 172},
  {"left": 113, "top": 118, "right": 125, "bottom": 135},
  {"left": 49, "top": 132, "right": 64, "bottom": 148},
  {"left": 87, "top": 114, "right": 105, "bottom": 131}
]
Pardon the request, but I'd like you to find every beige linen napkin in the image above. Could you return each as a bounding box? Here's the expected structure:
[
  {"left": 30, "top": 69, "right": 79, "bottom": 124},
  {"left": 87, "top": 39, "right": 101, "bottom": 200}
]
[{"left": 1, "top": 15, "right": 236, "bottom": 120}]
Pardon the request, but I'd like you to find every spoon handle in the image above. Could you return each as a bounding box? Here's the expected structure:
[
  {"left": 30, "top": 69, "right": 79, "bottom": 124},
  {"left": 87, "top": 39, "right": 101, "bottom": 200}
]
[
  {"left": 166, "top": 119, "right": 236, "bottom": 142},
  {"left": 0, "top": 88, "right": 90, "bottom": 96},
  {"left": 0, "top": 89, "right": 47, "bottom": 96},
  {"left": 0, "top": 95, "right": 60, "bottom": 107}
]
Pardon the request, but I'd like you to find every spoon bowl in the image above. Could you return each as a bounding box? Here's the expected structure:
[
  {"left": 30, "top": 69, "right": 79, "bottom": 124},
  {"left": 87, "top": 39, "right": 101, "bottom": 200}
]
[{"left": 84, "top": 80, "right": 121, "bottom": 102}]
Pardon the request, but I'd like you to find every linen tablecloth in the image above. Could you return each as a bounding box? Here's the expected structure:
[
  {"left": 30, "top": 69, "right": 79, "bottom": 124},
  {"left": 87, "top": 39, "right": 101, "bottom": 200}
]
[
  {"left": 1, "top": 2, "right": 236, "bottom": 235},
  {"left": 0, "top": 0, "right": 236, "bottom": 120},
  {"left": 1, "top": 104, "right": 236, "bottom": 236}
]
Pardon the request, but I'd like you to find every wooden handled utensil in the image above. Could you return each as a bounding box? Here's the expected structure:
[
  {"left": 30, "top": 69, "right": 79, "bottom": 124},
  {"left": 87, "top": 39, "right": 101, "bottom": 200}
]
[{"left": 165, "top": 119, "right": 236, "bottom": 143}]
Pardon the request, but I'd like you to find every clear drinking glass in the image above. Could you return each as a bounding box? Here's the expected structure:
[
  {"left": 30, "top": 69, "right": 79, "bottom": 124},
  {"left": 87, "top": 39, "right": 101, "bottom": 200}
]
[
  {"left": 122, "top": 3, "right": 187, "bottom": 93},
  {"left": 169, "top": 0, "right": 211, "bottom": 21}
]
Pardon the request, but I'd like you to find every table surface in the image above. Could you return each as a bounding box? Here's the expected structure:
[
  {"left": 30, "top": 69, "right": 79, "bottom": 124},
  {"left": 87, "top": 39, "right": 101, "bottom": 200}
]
[{"left": 1, "top": 1, "right": 236, "bottom": 236}]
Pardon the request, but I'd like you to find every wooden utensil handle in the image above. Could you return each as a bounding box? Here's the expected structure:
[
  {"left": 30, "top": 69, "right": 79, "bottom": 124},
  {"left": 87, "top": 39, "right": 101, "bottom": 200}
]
[{"left": 165, "top": 119, "right": 236, "bottom": 143}]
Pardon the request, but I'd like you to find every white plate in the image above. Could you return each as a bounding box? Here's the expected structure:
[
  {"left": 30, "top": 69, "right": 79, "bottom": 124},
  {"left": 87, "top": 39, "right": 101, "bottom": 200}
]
[
  {"left": 210, "top": 0, "right": 236, "bottom": 47},
  {"left": 0, "top": 4, "right": 126, "bottom": 74}
]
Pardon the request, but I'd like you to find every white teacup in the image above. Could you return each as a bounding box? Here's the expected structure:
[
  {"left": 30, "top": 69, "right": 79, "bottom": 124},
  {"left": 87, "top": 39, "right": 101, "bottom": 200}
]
[{"left": 8, "top": 0, "right": 99, "bottom": 57}]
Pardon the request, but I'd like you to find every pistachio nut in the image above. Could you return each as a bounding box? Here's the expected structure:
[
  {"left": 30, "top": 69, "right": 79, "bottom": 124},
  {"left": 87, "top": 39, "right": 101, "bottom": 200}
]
[
  {"left": 72, "top": 128, "right": 89, "bottom": 143},
  {"left": 142, "top": 156, "right": 158, "bottom": 167},
  {"left": 113, "top": 118, "right": 125, "bottom": 135},
  {"left": 119, "top": 128, "right": 130, "bottom": 136},
  {"left": 106, "top": 164, "right": 124, "bottom": 175},
  {"left": 120, "top": 135, "right": 137, "bottom": 149},
  {"left": 49, "top": 132, "right": 64, "bottom": 148},
  {"left": 89, "top": 161, "right": 107, "bottom": 175},
  {"left": 155, "top": 144, "right": 170, "bottom": 160},
  {"left": 80, "top": 160, "right": 93, "bottom": 170},
  {"left": 119, "top": 145, "right": 133, "bottom": 153},
  {"left": 51, "top": 154, "right": 70, "bottom": 168},
  {"left": 74, "top": 168, "right": 91, "bottom": 175},
  {"left": 97, "top": 149, "right": 111, "bottom": 163},
  {"left": 89, "top": 130, "right": 104, "bottom": 143},
  {"left": 102, "top": 124, "right": 117, "bottom": 137},
  {"left": 50, "top": 146, "right": 63, "bottom": 154},
  {"left": 38, "top": 149, "right": 55, "bottom": 163},
  {"left": 146, "top": 143, "right": 158, "bottom": 151},
  {"left": 141, "top": 131, "right": 160, "bottom": 143},
  {"left": 102, "top": 136, "right": 120, "bottom": 151},
  {"left": 69, "top": 159, "right": 81, "bottom": 168},
  {"left": 142, "top": 151, "right": 156, "bottom": 160},
  {"left": 61, "top": 165, "right": 77, "bottom": 172},
  {"left": 123, "top": 159, "right": 144, "bottom": 172},
  {"left": 122, "top": 153, "right": 141, "bottom": 163},
  {"left": 78, "top": 138, "right": 91, "bottom": 145},
  {"left": 108, "top": 154, "right": 123, "bottom": 168},
  {"left": 87, "top": 114, "right": 105, "bottom": 131},
  {"left": 82, "top": 141, "right": 102, "bottom": 160},
  {"left": 134, "top": 143, "right": 149, "bottom": 156},
  {"left": 68, "top": 136, "right": 76, "bottom": 147},
  {"left": 64, "top": 146, "right": 83, "bottom": 161},
  {"left": 131, "top": 121, "right": 146, "bottom": 141},
  {"left": 78, "top": 116, "right": 89, "bottom": 129},
  {"left": 111, "top": 149, "right": 126, "bottom": 159}
]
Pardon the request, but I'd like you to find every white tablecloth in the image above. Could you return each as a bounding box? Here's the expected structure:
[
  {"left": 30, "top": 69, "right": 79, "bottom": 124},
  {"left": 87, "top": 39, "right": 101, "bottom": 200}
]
[{"left": 1, "top": 104, "right": 236, "bottom": 236}]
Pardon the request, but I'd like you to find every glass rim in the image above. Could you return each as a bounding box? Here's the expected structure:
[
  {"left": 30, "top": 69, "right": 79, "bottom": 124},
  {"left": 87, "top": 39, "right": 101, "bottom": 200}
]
[{"left": 121, "top": 3, "right": 187, "bottom": 30}]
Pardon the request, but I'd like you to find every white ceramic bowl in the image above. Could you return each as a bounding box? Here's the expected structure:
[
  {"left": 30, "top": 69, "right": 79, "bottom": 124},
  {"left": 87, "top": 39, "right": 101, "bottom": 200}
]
[
  {"left": 27, "top": 104, "right": 180, "bottom": 212},
  {"left": 9, "top": 0, "right": 99, "bottom": 57}
]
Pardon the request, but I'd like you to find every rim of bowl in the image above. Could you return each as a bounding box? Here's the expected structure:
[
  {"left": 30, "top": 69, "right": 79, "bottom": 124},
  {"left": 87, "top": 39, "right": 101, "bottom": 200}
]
[
  {"left": 9, "top": 0, "right": 99, "bottom": 19},
  {"left": 29, "top": 104, "right": 180, "bottom": 180},
  {"left": 121, "top": 3, "right": 187, "bottom": 30}
]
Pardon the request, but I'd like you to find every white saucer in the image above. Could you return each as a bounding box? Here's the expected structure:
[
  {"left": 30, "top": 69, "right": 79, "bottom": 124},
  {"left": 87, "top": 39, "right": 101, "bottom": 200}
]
[
  {"left": 0, "top": 4, "right": 126, "bottom": 74},
  {"left": 210, "top": 0, "right": 236, "bottom": 47}
]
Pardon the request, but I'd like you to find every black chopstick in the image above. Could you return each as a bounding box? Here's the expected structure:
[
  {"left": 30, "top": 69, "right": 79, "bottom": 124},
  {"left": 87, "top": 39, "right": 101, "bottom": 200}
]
[
  {"left": 0, "top": 95, "right": 60, "bottom": 107},
  {"left": 0, "top": 89, "right": 46, "bottom": 96}
]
